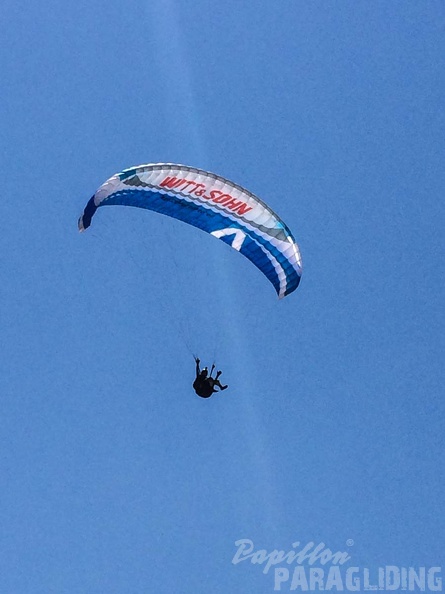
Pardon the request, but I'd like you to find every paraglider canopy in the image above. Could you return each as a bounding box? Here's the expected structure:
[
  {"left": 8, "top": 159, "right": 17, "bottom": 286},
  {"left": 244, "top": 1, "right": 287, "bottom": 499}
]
[{"left": 79, "top": 163, "right": 302, "bottom": 297}]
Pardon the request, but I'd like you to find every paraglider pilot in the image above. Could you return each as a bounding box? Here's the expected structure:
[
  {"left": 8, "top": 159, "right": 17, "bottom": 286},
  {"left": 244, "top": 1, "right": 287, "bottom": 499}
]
[{"left": 193, "top": 357, "right": 228, "bottom": 398}]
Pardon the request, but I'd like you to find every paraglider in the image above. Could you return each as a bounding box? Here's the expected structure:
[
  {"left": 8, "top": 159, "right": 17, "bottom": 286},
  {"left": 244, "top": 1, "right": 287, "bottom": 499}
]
[
  {"left": 193, "top": 357, "right": 228, "bottom": 399},
  {"left": 78, "top": 163, "right": 302, "bottom": 298},
  {"left": 79, "top": 163, "right": 303, "bottom": 398}
]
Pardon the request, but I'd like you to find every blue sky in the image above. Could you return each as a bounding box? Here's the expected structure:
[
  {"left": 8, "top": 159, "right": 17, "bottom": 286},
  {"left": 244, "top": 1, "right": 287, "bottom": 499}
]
[{"left": 1, "top": 1, "right": 444, "bottom": 592}]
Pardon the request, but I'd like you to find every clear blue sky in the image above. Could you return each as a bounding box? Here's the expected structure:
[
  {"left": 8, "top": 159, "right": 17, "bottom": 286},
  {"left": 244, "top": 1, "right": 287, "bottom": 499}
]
[{"left": 1, "top": 1, "right": 444, "bottom": 592}]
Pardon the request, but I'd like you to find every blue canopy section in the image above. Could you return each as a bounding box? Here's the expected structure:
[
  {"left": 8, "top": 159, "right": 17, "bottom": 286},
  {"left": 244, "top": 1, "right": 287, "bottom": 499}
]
[{"left": 101, "top": 188, "right": 300, "bottom": 296}]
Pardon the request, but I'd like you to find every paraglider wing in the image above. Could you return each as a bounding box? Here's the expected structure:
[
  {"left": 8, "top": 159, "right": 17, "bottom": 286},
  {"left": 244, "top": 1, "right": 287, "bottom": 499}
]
[{"left": 79, "top": 163, "right": 302, "bottom": 297}]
